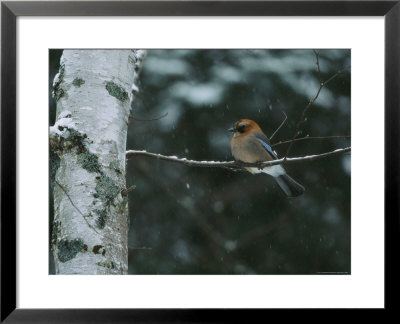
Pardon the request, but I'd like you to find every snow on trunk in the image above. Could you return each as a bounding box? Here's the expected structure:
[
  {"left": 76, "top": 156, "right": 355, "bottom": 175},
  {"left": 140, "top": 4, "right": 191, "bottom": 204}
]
[{"left": 50, "top": 50, "right": 146, "bottom": 274}]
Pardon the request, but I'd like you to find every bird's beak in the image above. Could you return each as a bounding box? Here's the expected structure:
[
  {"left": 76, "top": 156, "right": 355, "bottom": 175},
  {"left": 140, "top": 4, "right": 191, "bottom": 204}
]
[{"left": 228, "top": 127, "right": 235, "bottom": 132}]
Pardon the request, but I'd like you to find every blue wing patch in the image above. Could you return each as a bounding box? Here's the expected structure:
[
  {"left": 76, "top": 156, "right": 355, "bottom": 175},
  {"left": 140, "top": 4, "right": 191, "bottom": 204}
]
[{"left": 257, "top": 138, "right": 278, "bottom": 159}]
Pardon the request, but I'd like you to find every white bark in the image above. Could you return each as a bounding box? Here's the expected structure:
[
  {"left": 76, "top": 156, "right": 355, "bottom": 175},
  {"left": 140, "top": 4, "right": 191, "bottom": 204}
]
[{"left": 50, "top": 50, "right": 146, "bottom": 274}]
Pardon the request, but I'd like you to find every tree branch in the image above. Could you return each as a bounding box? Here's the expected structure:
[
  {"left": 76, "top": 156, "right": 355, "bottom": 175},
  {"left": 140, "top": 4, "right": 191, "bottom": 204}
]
[
  {"left": 313, "top": 49, "right": 322, "bottom": 83},
  {"left": 271, "top": 135, "right": 351, "bottom": 148},
  {"left": 126, "top": 51, "right": 350, "bottom": 177},
  {"left": 126, "top": 147, "right": 351, "bottom": 171},
  {"left": 129, "top": 111, "right": 168, "bottom": 122},
  {"left": 284, "top": 50, "right": 350, "bottom": 159},
  {"left": 269, "top": 111, "right": 287, "bottom": 141}
]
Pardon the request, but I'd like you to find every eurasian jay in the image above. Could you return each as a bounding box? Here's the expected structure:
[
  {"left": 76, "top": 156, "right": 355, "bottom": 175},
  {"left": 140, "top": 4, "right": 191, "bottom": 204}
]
[{"left": 229, "top": 119, "right": 305, "bottom": 197}]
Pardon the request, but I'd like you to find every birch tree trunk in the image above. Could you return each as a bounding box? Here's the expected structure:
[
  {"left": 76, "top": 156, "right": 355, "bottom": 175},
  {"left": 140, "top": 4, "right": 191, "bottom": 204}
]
[{"left": 49, "top": 50, "right": 146, "bottom": 274}]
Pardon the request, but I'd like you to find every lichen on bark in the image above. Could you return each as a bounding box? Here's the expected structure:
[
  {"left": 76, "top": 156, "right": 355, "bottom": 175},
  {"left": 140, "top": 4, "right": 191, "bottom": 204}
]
[
  {"left": 51, "top": 50, "right": 146, "bottom": 274},
  {"left": 72, "top": 78, "right": 85, "bottom": 87},
  {"left": 95, "top": 175, "right": 120, "bottom": 203},
  {"left": 77, "top": 151, "right": 101, "bottom": 173},
  {"left": 57, "top": 238, "right": 86, "bottom": 263},
  {"left": 105, "top": 81, "right": 129, "bottom": 102},
  {"left": 94, "top": 208, "right": 108, "bottom": 229}
]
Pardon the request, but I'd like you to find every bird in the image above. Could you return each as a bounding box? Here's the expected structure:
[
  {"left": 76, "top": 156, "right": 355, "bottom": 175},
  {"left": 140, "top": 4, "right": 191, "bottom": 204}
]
[{"left": 229, "top": 119, "right": 305, "bottom": 197}]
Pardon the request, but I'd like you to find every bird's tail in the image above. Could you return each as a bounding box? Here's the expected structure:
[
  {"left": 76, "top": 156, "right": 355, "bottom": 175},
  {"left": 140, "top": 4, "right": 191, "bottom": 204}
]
[{"left": 274, "top": 174, "right": 305, "bottom": 197}]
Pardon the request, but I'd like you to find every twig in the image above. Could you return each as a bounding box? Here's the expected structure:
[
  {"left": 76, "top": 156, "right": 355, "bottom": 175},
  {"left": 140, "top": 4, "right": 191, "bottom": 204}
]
[
  {"left": 126, "top": 147, "right": 351, "bottom": 171},
  {"left": 323, "top": 68, "right": 348, "bottom": 86},
  {"left": 284, "top": 50, "right": 349, "bottom": 159},
  {"left": 271, "top": 135, "right": 351, "bottom": 148},
  {"left": 313, "top": 49, "right": 322, "bottom": 83},
  {"left": 121, "top": 185, "right": 136, "bottom": 196},
  {"left": 269, "top": 111, "right": 287, "bottom": 141},
  {"left": 129, "top": 111, "right": 168, "bottom": 122}
]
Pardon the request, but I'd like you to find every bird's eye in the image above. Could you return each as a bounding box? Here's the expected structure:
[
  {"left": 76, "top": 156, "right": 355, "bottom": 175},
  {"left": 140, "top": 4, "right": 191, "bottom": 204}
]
[{"left": 237, "top": 124, "right": 246, "bottom": 133}]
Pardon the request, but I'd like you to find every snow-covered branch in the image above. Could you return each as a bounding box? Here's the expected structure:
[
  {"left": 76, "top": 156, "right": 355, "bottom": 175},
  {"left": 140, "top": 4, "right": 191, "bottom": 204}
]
[{"left": 126, "top": 147, "right": 351, "bottom": 171}]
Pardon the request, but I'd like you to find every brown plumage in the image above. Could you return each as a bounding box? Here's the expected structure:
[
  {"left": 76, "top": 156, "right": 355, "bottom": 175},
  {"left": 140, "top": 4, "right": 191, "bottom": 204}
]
[{"left": 229, "top": 119, "right": 305, "bottom": 197}]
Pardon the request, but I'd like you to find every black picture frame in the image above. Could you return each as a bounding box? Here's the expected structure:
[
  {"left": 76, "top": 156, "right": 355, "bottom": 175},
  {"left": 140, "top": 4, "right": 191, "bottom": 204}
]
[{"left": 1, "top": 1, "right": 399, "bottom": 322}]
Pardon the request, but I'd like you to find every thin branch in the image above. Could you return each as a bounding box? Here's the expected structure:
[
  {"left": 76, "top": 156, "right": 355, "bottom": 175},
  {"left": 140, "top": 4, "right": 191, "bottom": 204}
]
[
  {"left": 130, "top": 90, "right": 168, "bottom": 121},
  {"left": 121, "top": 185, "right": 136, "bottom": 196},
  {"left": 129, "top": 111, "right": 168, "bottom": 122},
  {"left": 313, "top": 49, "right": 322, "bottom": 83},
  {"left": 130, "top": 93, "right": 150, "bottom": 110},
  {"left": 271, "top": 135, "right": 351, "bottom": 148},
  {"left": 269, "top": 111, "right": 287, "bottom": 141},
  {"left": 127, "top": 150, "right": 240, "bottom": 171},
  {"left": 126, "top": 147, "right": 351, "bottom": 171},
  {"left": 323, "top": 67, "right": 348, "bottom": 86},
  {"left": 284, "top": 50, "right": 350, "bottom": 159}
]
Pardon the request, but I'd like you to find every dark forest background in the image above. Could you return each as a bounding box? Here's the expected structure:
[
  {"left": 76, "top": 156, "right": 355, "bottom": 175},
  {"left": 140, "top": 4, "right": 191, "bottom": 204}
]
[{"left": 50, "top": 49, "right": 351, "bottom": 274}]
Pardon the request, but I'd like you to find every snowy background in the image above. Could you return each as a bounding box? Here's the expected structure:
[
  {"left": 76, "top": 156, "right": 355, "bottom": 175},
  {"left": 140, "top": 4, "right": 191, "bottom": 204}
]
[{"left": 50, "top": 49, "right": 351, "bottom": 274}]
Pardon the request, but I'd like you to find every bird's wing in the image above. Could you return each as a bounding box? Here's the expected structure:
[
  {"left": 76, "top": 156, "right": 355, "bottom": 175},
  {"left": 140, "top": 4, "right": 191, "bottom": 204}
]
[{"left": 253, "top": 132, "right": 279, "bottom": 159}]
